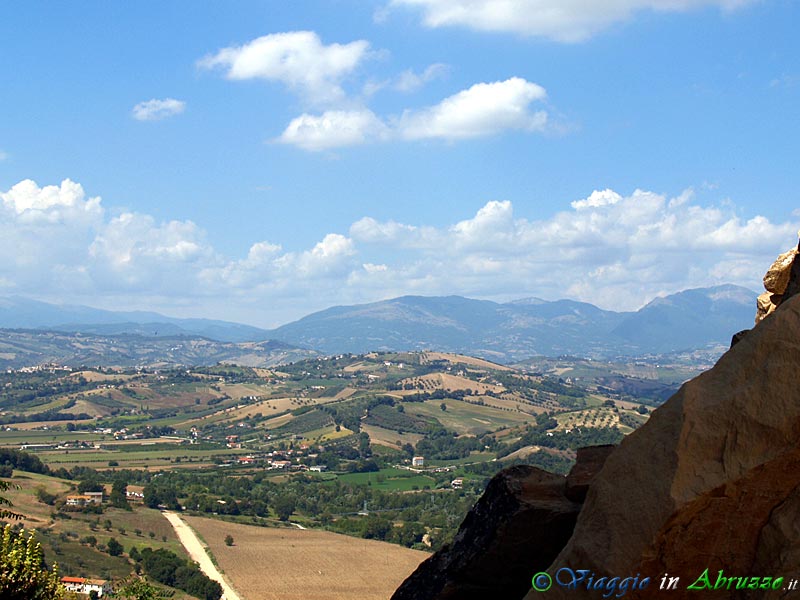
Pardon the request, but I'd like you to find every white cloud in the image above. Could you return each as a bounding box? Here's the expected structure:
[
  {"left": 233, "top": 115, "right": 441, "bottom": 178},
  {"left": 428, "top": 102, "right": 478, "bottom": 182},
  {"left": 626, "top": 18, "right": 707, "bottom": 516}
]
[
  {"left": 347, "top": 188, "right": 798, "bottom": 310},
  {"left": 90, "top": 213, "right": 211, "bottom": 270},
  {"left": 394, "top": 63, "right": 450, "bottom": 92},
  {"left": 0, "top": 150, "right": 8, "bottom": 161},
  {"left": 2, "top": 178, "right": 797, "bottom": 325},
  {"left": 571, "top": 189, "right": 622, "bottom": 210},
  {"left": 132, "top": 98, "right": 186, "bottom": 121},
  {"left": 2, "top": 179, "right": 102, "bottom": 217},
  {"left": 278, "top": 77, "right": 549, "bottom": 150},
  {"left": 199, "top": 31, "right": 371, "bottom": 106},
  {"left": 389, "top": 0, "right": 758, "bottom": 42},
  {"left": 0, "top": 179, "right": 104, "bottom": 290},
  {"left": 277, "top": 110, "right": 390, "bottom": 151},
  {"left": 398, "top": 77, "right": 547, "bottom": 140}
]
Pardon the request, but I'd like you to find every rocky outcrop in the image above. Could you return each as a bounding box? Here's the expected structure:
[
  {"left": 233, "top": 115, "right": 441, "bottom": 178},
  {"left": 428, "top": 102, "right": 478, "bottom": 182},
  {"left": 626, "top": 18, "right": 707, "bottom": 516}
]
[
  {"left": 522, "top": 292, "right": 800, "bottom": 599},
  {"left": 564, "top": 445, "right": 616, "bottom": 503},
  {"left": 756, "top": 236, "right": 800, "bottom": 323},
  {"left": 392, "top": 448, "right": 614, "bottom": 600}
]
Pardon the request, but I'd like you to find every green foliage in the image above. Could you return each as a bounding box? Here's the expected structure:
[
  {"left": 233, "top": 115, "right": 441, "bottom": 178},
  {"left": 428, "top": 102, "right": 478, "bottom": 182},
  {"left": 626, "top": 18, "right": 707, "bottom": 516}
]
[
  {"left": 110, "top": 476, "right": 131, "bottom": 509},
  {"left": 143, "top": 484, "right": 180, "bottom": 510},
  {"left": 35, "top": 486, "right": 57, "bottom": 506},
  {"left": 77, "top": 477, "right": 103, "bottom": 494},
  {"left": 415, "top": 429, "right": 481, "bottom": 460},
  {"left": 0, "top": 449, "right": 50, "bottom": 475},
  {"left": 138, "top": 547, "right": 222, "bottom": 600},
  {"left": 0, "top": 524, "right": 63, "bottom": 599},
  {"left": 0, "top": 479, "right": 22, "bottom": 520},
  {"left": 363, "top": 403, "right": 440, "bottom": 434},
  {"left": 224, "top": 534, "right": 234, "bottom": 546},
  {"left": 273, "top": 408, "right": 334, "bottom": 435},
  {"left": 116, "top": 576, "right": 162, "bottom": 600},
  {"left": 273, "top": 495, "right": 297, "bottom": 521},
  {"left": 107, "top": 537, "right": 123, "bottom": 556}
]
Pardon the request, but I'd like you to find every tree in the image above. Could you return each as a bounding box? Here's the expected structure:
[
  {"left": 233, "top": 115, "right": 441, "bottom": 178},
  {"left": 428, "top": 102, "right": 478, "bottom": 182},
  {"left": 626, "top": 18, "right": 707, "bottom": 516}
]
[
  {"left": 0, "top": 524, "right": 64, "bottom": 599},
  {"left": 77, "top": 478, "right": 103, "bottom": 494},
  {"left": 0, "top": 480, "right": 22, "bottom": 521},
  {"left": 107, "top": 537, "right": 123, "bottom": 556},
  {"left": 109, "top": 477, "right": 130, "bottom": 509},
  {"left": 440, "top": 403, "right": 447, "bottom": 412},
  {"left": 273, "top": 495, "right": 296, "bottom": 521},
  {"left": 116, "top": 576, "right": 159, "bottom": 600},
  {"left": 224, "top": 534, "right": 234, "bottom": 546}
]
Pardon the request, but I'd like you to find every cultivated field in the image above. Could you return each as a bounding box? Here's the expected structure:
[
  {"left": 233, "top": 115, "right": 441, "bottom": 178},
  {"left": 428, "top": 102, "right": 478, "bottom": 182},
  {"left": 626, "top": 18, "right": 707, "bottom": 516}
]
[
  {"left": 400, "top": 373, "right": 503, "bottom": 395},
  {"left": 405, "top": 399, "right": 531, "bottom": 435},
  {"left": 420, "top": 352, "right": 512, "bottom": 371},
  {"left": 184, "top": 516, "right": 428, "bottom": 600},
  {"left": 361, "top": 423, "right": 424, "bottom": 449}
]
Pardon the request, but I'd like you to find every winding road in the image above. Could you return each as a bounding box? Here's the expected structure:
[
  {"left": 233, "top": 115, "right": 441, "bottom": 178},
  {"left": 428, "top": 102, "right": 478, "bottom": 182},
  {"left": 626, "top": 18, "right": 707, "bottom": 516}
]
[{"left": 162, "top": 511, "right": 243, "bottom": 600}]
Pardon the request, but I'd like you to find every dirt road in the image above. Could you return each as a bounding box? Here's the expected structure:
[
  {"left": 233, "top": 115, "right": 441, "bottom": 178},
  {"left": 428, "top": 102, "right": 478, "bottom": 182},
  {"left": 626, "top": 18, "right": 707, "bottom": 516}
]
[{"left": 162, "top": 511, "right": 243, "bottom": 600}]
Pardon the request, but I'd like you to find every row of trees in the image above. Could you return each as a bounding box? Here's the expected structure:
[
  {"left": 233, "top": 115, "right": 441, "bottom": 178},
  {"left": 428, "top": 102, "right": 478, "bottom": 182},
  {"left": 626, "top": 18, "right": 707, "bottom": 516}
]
[{"left": 136, "top": 547, "right": 222, "bottom": 600}]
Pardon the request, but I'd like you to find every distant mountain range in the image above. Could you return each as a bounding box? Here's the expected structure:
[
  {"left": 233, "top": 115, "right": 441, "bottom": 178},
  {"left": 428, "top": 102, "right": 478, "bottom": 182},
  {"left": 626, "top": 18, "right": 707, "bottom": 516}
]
[
  {"left": 0, "top": 284, "right": 757, "bottom": 366},
  {"left": 266, "top": 285, "right": 757, "bottom": 362},
  {"left": 0, "top": 296, "right": 271, "bottom": 342}
]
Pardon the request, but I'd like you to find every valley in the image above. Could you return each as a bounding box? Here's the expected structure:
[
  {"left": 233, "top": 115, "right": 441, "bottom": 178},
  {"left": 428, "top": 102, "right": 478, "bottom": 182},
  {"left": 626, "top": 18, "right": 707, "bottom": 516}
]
[{"left": 0, "top": 349, "right": 695, "bottom": 598}]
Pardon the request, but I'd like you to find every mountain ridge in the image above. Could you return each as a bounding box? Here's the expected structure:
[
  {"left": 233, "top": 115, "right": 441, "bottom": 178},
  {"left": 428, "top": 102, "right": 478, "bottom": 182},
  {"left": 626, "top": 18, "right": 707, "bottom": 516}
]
[
  {"left": 0, "top": 284, "right": 758, "bottom": 363},
  {"left": 267, "top": 284, "right": 757, "bottom": 361}
]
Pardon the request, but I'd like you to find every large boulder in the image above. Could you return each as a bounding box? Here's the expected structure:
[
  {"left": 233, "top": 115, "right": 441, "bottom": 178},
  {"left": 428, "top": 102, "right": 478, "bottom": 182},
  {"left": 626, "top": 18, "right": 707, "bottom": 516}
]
[{"left": 756, "top": 237, "right": 800, "bottom": 323}]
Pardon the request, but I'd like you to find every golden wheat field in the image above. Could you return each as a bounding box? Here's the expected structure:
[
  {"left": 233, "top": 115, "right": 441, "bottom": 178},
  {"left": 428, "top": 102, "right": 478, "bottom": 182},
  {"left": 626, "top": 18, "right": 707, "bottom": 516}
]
[{"left": 184, "top": 516, "right": 428, "bottom": 600}]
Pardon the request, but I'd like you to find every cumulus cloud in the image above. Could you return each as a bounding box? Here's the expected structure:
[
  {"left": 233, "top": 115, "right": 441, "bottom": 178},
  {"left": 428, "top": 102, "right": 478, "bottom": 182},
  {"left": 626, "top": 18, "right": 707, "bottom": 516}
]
[
  {"left": 0, "top": 179, "right": 104, "bottom": 291},
  {"left": 278, "top": 110, "right": 390, "bottom": 151},
  {"left": 198, "top": 31, "right": 371, "bottom": 106},
  {"left": 389, "top": 0, "right": 758, "bottom": 42},
  {"left": 132, "top": 98, "right": 186, "bottom": 121},
  {"left": 2, "top": 178, "right": 797, "bottom": 324},
  {"left": 399, "top": 77, "right": 547, "bottom": 140},
  {"left": 278, "top": 77, "right": 549, "bottom": 150},
  {"left": 349, "top": 188, "right": 798, "bottom": 310}
]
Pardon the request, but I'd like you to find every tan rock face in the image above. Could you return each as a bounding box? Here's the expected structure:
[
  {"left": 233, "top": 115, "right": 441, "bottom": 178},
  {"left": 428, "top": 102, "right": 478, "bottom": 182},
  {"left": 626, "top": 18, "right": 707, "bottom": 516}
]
[
  {"left": 524, "top": 294, "right": 800, "bottom": 600},
  {"left": 763, "top": 248, "right": 797, "bottom": 294},
  {"left": 632, "top": 448, "right": 800, "bottom": 599},
  {"left": 755, "top": 240, "right": 800, "bottom": 324}
]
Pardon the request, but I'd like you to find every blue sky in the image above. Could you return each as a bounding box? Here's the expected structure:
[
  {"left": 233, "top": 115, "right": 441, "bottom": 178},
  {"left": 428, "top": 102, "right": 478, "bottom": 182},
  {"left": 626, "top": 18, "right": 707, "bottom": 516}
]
[{"left": 0, "top": 0, "right": 798, "bottom": 327}]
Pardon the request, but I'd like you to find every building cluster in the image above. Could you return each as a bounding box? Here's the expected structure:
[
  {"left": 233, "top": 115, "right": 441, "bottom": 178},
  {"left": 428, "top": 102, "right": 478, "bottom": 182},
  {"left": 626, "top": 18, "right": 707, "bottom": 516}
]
[
  {"left": 64, "top": 491, "right": 103, "bottom": 508},
  {"left": 60, "top": 577, "right": 111, "bottom": 597}
]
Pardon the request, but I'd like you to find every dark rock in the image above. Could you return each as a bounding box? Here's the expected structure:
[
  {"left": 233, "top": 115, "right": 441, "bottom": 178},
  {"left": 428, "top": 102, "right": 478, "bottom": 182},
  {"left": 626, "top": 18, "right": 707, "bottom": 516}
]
[
  {"left": 730, "top": 328, "right": 749, "bottom": 347},
  {"left": 565, "top": 445, "right": 616, "bottom": 503},
  {"left": 391, "top": 465, "right": 581, "bottom": 600}
]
